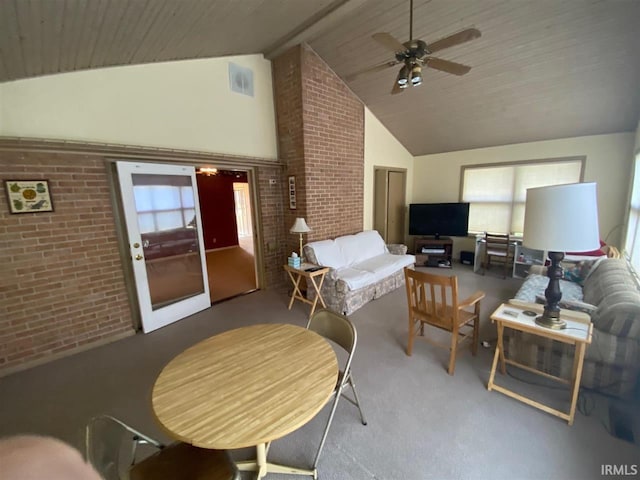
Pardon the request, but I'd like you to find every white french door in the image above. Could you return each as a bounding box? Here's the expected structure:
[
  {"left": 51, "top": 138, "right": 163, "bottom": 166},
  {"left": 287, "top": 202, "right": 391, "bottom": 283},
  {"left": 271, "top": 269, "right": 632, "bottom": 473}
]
[{"left": 116, "top": 161, "right": 210, "bottom": 333}]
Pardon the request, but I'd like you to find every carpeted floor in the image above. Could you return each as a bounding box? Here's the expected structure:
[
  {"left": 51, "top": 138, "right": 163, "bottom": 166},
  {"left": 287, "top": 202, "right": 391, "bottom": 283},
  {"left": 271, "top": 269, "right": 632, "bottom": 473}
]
[
  {"left": 1, "top": 263, "right": 638, "bottom": 479},
  {"left": 206, "top": 244, "right": 257, "bottom": 303}
]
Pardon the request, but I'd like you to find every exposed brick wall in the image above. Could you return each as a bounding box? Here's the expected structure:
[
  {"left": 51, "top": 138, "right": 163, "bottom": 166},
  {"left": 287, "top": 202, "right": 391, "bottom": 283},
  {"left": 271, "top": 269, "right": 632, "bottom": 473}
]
[
  {"left": 0, "top": 151, "right": 134, "bottom": 372},
  {"left": 301, "top": 45, "right": 364, "bottom": 241},
  {"left": 272, "top": 46, "right": 308, "bottom": 257},
  {"left": 273, "top": 44, "right": 364, "bottom": 254},
  {"left": 0, "top": 147, "right": 287, "bottom": 374},
  {"left": 1, "top": 41, "right": 362, "bottom": 373},
  {"left": 256, "top": 165, "right": 288, "bottom": 288}
]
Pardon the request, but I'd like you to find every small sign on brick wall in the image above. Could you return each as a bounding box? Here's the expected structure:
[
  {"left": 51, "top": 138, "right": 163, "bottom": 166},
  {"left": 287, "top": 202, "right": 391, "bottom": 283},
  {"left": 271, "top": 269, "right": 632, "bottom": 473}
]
[
  {"left": 288, "top": 176, "right": 296, "bottom": 209},
  {"left": 4, "top": 179, "right": 54, "bottom": 213}
]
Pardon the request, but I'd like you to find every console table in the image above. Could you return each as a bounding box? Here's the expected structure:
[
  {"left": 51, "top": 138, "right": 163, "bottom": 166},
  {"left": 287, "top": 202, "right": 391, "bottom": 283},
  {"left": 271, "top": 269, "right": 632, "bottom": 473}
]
[
  {"left": 414, "top": 237, "right": 452, "bottom": 268},
  {"left": 487, "top": 300, "right": 592, "bottom": 425}
]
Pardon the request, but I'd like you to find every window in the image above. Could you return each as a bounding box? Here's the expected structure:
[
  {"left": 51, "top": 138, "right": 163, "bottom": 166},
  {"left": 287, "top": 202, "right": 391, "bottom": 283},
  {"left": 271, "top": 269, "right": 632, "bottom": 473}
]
[
  {"left": 624, "top": 153, "right": 640, "bottom": 270},
  {"left": 133, "top": 184, "right": 195, "bottom": 234},
  {"left": 461, "top": 157, "right": 583, "bottom": 235},
  {"left": 233, "top": 182, "right": 252, "bottom": 238}
]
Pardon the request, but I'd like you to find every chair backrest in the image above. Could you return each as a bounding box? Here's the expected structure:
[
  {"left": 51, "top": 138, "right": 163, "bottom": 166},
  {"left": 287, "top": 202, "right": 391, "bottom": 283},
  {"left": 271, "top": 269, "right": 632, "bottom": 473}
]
[
  {"left": 307, "top": 309, "right": 355, "bottom": 354},
  {"left": 404, "top": 267, "right": 460, "bottom": 329},
  {"left": 306, "top": 309, "right": 357, "bottom": 381},
  {"left": 484, "top": 232, "right": 510, "bottom": 255},
  {"left": 85, "top": 415, "right": 161, "bottom": 480}
]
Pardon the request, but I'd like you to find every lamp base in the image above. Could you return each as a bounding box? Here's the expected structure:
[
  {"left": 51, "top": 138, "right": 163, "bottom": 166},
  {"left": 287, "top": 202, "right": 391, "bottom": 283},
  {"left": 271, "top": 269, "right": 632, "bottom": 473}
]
[{"left": 535, "top": 314, "right": 567, "bottom": 330}]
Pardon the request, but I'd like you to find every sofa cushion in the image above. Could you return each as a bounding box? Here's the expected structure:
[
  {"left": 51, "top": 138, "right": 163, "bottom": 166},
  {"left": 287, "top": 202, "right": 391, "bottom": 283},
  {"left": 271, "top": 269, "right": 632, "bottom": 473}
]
[
  {"left": 561, "top": 259, "right": 599, "bottom": 285},
  {"left": 306, "top": 239, "right": 346, "bottom": 269},
  {"left": 334, "top": 267, "right": 376, "bottom": 290},
  {"left": 352, "top": 253, "right": 416, "bottom": 283},
  {"left": 514, "top": 274, "right": 583, "bottom": 304},
  {"left": 534, "top": 295, "right": 597, "bottom": 315},
  {"left": 335, "top": 230, "right": 387, "bottom": 267}
]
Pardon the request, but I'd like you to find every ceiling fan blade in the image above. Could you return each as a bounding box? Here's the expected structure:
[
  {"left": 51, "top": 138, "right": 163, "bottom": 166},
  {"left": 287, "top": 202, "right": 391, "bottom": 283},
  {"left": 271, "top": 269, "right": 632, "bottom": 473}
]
[
  {"left": 426, "top": 57, "right": 471, "bottom": 75},
  {"left": 426, "top": 28, "right": 481, "bottom": 53},
  {"left": 345, "top": 60, "right": 400, "bottom": 81},
  {"left": 372, "top": 32, "right": 407, "bottom": 53}
]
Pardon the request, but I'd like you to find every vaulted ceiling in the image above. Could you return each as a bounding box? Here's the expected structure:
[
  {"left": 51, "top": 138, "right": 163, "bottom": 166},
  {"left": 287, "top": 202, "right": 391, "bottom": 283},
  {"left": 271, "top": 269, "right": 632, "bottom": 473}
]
[{"left": 2, "top": 0, "right": 639, "bottom": 155}]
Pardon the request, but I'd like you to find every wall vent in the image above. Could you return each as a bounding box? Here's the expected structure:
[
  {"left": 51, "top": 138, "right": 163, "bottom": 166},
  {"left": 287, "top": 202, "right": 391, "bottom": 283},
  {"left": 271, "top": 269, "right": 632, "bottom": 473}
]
[{"left": 229, "top": 63, "right": 254, "bottom": 97}]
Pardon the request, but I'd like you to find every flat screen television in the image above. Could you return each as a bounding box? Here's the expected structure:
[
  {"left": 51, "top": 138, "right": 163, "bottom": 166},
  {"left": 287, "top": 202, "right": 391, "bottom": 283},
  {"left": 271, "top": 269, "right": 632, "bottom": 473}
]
[{"left": 409, "top": 202, "right": 470, "bottom": 238}]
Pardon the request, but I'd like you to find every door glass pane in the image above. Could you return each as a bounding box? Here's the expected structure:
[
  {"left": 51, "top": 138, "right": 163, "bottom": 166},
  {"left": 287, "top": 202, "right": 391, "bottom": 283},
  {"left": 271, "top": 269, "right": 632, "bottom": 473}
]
[{"left": 132, "top": 173, "right": 205, "bottom": 310}]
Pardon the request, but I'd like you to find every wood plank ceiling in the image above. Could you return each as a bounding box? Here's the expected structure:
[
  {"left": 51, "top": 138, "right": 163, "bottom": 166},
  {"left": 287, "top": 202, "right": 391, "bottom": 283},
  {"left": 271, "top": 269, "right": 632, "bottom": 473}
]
[{"left": 1, "top": 0, "right": 639, "bottom": 156}]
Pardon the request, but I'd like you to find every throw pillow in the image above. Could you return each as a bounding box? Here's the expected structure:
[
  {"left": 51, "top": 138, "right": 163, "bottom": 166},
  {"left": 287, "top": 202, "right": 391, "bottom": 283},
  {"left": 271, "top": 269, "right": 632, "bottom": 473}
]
[
  {"left": 534, "top": 294, "right": 597, "bottom": 315},
  {"left": 561, "top": 259, "right": 596, "bottom": 285}
]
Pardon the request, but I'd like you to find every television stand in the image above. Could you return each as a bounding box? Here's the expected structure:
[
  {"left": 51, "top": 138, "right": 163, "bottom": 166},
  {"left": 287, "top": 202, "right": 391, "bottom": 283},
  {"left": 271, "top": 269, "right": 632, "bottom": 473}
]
[{"left": 414, "top": 237, "right": 453, "bottom": 268}]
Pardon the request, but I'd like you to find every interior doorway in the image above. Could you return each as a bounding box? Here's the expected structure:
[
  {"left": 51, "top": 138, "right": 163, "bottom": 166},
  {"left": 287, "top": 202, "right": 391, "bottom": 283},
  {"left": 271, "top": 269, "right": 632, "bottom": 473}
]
[
  {"left": 374, "top": 167, "right": 407, "bottom": 244},
  {"left": 196, "top": 167, "right": 258, "bottom": 303}
]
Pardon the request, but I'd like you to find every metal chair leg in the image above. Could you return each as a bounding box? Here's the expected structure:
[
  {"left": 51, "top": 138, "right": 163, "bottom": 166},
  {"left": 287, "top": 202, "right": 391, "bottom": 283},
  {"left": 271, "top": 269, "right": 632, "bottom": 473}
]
[
  {"left": 347, "top": 377, "right": 367, "bottom": 426},
  {"left": 312, "top": 393, "right": 341, "bottom": 470}
]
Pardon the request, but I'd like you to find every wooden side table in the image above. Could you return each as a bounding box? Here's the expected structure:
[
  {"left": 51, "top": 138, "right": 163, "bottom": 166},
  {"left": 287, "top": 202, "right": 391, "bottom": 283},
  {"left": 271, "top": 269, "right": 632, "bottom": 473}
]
[
  {"left": 284, "top": 264, "right": 330, "bottom": 318},
  {"left": 487, "top": 300, "right": 592, "bottom": 425}
]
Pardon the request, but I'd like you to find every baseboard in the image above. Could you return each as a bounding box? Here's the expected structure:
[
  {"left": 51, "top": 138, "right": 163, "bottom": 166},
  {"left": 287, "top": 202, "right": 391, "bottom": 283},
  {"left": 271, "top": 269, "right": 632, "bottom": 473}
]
[{"left": 0, "top": 330, "right": 135, "bottom": 378}]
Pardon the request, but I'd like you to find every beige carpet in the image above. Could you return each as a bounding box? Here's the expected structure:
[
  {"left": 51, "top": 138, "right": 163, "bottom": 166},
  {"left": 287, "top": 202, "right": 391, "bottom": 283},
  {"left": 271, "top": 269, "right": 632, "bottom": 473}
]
[{"left": 1, "top": 264, "right": 638, "bottom": 480}]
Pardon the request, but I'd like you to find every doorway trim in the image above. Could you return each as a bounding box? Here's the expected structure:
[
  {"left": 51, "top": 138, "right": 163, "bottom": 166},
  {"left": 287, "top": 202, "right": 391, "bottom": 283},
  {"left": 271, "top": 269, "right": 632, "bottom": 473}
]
[
  {"left": 106, "top": 159, "right": 266, "bottom": 331},
  {"left": 373, "top": 166, "right": 408, "bottom": 245}
]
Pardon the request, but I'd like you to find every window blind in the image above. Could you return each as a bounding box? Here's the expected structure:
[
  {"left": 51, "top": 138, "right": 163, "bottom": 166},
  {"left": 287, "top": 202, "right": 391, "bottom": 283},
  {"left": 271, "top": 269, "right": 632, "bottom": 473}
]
[{"left": 462, "top": 159, "right": 583, "bottom": 235}]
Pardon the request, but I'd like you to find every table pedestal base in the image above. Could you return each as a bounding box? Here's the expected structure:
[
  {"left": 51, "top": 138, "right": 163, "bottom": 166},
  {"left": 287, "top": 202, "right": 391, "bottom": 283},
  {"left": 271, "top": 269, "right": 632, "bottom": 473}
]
[{"left": 237, "top": 443, "right": 317, "bottom": 479}]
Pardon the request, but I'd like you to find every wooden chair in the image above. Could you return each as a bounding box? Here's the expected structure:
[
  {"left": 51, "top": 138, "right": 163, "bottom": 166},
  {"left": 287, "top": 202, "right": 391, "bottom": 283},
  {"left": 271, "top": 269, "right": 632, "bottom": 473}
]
[
  {"left": 306, "top": 309, "right": 367, "bottom": 469},
  {"left": 482, "top": 232, "right": 512, "bottom": 278},
  {"left": 404, "top": 267, "right": 485, "bottom": 375},
  {"left": 84, "top": 415, "right": 239, "bottom": 480}
]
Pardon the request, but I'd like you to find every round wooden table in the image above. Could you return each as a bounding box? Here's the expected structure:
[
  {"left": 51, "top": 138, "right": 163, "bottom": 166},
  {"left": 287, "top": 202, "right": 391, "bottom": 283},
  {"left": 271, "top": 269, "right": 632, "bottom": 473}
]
[{"left": 152, "top": 323, "right": 338, "bottom": 479}]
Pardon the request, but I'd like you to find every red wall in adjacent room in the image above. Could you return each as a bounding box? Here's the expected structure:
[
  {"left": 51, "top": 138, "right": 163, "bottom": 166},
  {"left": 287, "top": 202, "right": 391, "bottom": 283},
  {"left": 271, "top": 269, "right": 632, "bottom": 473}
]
[{"left": 196, "top": 172, "right": 247, "bottom": 250}]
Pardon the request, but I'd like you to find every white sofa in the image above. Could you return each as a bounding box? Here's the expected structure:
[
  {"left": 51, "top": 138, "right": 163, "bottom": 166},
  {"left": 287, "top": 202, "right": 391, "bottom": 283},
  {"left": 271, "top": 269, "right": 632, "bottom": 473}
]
[{"left": 303, "top": 230, "right": 415, "bottom": 315}]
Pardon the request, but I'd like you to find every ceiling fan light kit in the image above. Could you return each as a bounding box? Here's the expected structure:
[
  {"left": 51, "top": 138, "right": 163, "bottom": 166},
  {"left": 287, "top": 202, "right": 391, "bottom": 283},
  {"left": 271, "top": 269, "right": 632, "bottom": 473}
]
[
  {"left": 397, "top": 65, "right": 409, "bottom": 86},
  {"left": 353, "top": 0, "right": 481, "bottom": 94},
  {"left": 410, "top": 64, "right": 422, "bottom": 86}
]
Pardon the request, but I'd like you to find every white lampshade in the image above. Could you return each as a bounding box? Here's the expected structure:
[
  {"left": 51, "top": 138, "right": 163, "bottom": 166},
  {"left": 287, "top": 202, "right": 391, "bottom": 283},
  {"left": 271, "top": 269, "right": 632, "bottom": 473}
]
[
  {"left": 290, "top": 217, "right": 311, "bottom": 234},
  {"left": 523, "top": 182, "right": 600, "bottom": 252}
]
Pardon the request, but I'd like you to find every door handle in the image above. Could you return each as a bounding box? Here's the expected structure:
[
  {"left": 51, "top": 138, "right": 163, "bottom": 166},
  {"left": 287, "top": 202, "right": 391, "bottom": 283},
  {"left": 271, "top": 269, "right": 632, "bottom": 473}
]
[{"left": 135, "top": 254, "right": 143, "bottom": 261}]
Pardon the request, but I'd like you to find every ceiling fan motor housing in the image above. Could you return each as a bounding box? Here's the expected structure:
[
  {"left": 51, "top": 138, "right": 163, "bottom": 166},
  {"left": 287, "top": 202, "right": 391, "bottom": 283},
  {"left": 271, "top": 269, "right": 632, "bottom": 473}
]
[{"left": 396, "top": 39, "right": 429, "bottom": 62}]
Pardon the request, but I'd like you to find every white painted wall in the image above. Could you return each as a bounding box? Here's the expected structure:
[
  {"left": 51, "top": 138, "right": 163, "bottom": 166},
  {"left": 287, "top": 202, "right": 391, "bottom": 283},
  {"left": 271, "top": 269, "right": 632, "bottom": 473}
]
[
  {"left": 413, "top": 133, "right": 636, "bottom": 257},
  {"left": 0, "top": 55, "right": 278, "bottom": 160},
  {"left": 363, "top": 107, "right": 414, "bottom": 236}
]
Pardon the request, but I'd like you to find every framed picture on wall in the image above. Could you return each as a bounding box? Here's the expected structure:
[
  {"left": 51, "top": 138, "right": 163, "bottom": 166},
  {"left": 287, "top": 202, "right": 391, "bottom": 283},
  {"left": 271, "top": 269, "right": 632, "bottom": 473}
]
[
  {"left": 4, "top": 179, "right": 54, "bottom": 214},
  {"left": 288, "top": 176, "right": 296, "bottom": 210}
]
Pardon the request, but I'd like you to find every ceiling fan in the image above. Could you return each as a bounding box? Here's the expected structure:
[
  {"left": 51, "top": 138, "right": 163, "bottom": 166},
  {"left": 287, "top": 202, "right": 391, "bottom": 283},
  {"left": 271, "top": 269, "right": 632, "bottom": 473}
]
[{"left": 347, "top": 0, "right": 481, "bottom": 94}]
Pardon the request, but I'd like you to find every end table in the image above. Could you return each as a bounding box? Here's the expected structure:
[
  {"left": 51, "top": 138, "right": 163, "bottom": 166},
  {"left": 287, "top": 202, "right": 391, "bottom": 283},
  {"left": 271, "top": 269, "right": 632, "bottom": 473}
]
[
  {"left": 284, "top": 264, "right": 330, "bottom": 318},
  {"left": 487, "top": 300, "right": 592, "bottom": 425}
]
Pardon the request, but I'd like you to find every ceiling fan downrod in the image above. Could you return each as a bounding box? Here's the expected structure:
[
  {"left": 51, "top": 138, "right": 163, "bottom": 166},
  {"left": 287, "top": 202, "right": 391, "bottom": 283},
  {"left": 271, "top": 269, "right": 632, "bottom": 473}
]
[{"left": 409, "top": 0, "right": 413, "bottom": 41}]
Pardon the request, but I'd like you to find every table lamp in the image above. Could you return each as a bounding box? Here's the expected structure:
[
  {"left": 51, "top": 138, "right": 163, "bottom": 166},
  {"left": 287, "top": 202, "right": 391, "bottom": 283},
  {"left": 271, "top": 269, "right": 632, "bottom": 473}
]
[
  {"left": 523, "top": 182, "right": 600, "bottom": 329},
  {"left": 290, "top": 217, "right": 311, "bottom": 260}
]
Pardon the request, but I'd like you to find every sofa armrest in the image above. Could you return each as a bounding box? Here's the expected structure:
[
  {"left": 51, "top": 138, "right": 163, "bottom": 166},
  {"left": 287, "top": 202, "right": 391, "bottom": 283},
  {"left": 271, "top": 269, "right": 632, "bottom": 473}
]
[{"left": 387, "top": 243, "right": 408, "bottom": 255}]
